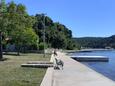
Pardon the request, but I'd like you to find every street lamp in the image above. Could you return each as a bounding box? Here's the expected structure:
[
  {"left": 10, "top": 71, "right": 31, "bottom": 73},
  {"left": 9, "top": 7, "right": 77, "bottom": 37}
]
[{"left": 42, "top": 14, "right": 46, "bottom": 57}]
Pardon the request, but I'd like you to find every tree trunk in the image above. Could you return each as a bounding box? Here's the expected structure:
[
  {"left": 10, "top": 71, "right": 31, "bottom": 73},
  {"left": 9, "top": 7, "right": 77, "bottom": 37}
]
[
  {"left": 0, "top": 32, "right": 3, "bottom": 60},
  {"left": 17, "top": 44, "right": 20, "bottom": 56}
]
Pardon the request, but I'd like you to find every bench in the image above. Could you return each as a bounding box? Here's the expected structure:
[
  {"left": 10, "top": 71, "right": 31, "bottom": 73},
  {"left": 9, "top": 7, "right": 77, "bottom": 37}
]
[{"left": 54, "top": 58, "right": 64, "bottom": 70}]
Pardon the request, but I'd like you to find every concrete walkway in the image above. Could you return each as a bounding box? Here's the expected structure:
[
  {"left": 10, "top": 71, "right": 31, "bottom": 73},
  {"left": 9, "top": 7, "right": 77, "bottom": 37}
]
[{"left": 52, "top": 52, "right": 115, "bottom": 86}]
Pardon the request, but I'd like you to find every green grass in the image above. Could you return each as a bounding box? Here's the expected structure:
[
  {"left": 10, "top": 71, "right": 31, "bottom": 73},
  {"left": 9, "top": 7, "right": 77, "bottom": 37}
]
[{"left": 0, "top": 53, "right": 51, "bottom": 86}]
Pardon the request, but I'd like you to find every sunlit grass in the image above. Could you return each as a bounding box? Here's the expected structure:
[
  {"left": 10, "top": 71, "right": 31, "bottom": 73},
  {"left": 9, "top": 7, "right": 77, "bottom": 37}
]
[{"left": 0, "top": 53, "right": 51, "bottom": 86}]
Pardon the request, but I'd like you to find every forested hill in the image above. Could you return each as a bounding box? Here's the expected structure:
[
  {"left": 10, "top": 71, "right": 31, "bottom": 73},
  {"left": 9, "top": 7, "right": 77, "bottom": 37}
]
[{"left": 73, "top": 35, "right": 115, "bottom": 49}]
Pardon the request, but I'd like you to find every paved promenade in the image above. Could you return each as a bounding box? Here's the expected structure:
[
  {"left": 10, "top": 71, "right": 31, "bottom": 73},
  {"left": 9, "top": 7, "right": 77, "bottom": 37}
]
[{"left": 52, "top": 52, "right": 115, "bottom": 86}]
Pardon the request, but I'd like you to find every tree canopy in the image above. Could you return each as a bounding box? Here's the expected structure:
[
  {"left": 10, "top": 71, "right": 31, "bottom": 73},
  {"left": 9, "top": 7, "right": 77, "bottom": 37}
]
[
  {"left": 0, "top": 1, "right": 38, "bottom": 54},
  {"left": 33, "top": 14, "right": 74, "bottom": 49},
  {"left": 0, "top": 1, "right": 75, "bottom": 54}
]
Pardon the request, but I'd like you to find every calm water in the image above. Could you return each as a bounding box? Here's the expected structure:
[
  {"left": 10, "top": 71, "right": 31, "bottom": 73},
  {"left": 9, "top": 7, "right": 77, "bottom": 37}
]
[{"left": 71, "top": 50, "right": 115, "bottom": 81}]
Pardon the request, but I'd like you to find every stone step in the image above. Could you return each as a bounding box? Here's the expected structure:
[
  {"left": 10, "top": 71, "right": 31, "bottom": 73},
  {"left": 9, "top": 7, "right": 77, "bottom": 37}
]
[
  {"left": 27, "top": 61, "right": 53, "bottom": 64},
  {"left": 21, "top": 63, "right": 53, "bottom": 68}
]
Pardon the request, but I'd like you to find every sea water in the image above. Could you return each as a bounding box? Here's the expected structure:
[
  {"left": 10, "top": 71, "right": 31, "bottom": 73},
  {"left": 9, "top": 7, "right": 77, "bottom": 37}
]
[{"left": 71, "top": 50, "right": 115, "bottom": 81}]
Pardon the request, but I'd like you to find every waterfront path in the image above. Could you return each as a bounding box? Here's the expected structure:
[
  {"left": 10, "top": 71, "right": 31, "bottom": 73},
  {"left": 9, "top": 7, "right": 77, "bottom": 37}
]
[{"left": 52, "top": 51, "right": 115, "bottom": 86}]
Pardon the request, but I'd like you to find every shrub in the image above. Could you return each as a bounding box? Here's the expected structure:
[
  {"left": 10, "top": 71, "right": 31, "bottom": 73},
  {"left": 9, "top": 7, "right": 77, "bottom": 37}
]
[{"left": 39, "top": 42, "right": 47, "bottom": 50}]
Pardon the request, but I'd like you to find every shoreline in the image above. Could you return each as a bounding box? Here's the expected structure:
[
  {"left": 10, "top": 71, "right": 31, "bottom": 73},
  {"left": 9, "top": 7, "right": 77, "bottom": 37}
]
[{"left": 65, "top": 48, "right": 114, "bottom": 53}]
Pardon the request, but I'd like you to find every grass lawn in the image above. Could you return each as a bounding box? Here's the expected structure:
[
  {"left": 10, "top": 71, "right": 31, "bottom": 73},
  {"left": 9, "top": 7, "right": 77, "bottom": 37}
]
[{"left": 0, "top": 53, "right": 51, "bottom": 86}]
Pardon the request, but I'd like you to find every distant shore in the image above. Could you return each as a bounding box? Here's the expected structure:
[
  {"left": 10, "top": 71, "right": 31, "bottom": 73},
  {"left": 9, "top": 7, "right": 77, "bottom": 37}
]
[{"left": 65, "top": 48, "right": 114, "bottom": 53}]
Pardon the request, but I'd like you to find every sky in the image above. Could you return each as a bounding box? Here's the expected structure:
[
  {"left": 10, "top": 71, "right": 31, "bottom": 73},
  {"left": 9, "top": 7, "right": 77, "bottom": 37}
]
[{"left": 5, "top": 0, "right": 115, "bottom": 37}]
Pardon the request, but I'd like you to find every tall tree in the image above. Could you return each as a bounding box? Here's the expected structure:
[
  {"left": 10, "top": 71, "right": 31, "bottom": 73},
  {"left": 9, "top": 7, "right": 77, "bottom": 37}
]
[
  {"left": 3, "top": 2, "right": 38, "bottom": 55},
  {"left": 7, "top": 1, "right": 17, "bottom": 13},
  {"left": 0, "top": 0, "right": 7, "bottom": 13},
  {"left": 33, "top": 14, "right": 74, "bottom": 49},
  {"left": 16, "top": 4, "right": 26, "bottom": 14}
]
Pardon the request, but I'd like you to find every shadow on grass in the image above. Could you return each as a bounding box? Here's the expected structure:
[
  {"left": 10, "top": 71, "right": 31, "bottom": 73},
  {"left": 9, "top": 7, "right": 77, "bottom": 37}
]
[
  {"left": 0, "top": 57, "right": 10, "bottom": 61},
  {"left": 3, "top": 52, "right": 27, "bottom": 56}
]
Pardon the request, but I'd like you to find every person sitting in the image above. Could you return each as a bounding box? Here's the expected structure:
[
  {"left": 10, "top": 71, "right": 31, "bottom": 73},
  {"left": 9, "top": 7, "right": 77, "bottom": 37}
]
[{"left": 53, "top": 49, "right": 57, "bottom": 56}]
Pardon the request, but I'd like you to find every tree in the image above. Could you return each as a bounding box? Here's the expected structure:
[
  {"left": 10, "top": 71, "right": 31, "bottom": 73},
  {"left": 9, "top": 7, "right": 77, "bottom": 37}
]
[
  {"left": 22, "top": 28, "right": 38, "bottom": 46},
  {"left": 10, "top": 28, "right": 38, "bottom": 54},
  {"left": 7, "top": 1, "right": 17, "bottom": 13},
  {"left": 16, "top": 4, "right": 26, "bottom": 14},
  {"left": 0, "top": 1, "right": 75, "bottom": 54},
  {"left": 3, "top": 2, "right": 38, "bottom": 55},
  {"left": 0, "top": 0, "right": 7, "bottom": 13},
  {"left": 0, "top": 0, "right": 7, "bottom": 60},
  {"left": 73, "top": 35, "right": 115, "bottom": 49},
  {"left": 33, "top": 14, "right": 74, "bottom": 49}
]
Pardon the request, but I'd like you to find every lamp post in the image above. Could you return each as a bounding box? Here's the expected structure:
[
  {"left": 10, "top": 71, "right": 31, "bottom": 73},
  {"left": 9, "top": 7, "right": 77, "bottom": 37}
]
[
  {"left": 0, "top": 31, "right": 3, "bottom": 60},
  {"left": 42, "top": 14, "right": 46, "bottom": 58}
]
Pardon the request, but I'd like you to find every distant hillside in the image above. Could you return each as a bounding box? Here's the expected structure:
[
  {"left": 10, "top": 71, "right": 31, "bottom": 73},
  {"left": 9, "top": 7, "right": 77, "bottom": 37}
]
[{"left": 73, "top": 35, "right": 115, "bottom": 49}]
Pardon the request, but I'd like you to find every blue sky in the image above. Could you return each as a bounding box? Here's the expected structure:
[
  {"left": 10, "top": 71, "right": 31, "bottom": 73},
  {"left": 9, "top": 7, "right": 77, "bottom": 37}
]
[{"left": 6, "top": 0, "right": 115, "bottom": 37}]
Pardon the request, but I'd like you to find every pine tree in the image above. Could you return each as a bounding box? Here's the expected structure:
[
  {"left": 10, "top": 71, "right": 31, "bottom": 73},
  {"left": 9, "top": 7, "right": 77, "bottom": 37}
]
[{"left": 0, "top": 0, "right": 7, "bottom": 13}]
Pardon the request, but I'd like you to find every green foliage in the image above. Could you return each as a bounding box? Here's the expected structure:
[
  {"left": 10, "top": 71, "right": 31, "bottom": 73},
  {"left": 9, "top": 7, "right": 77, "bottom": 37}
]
[
  {"left": 33, "top": 14, "right": 74, "bottom": 49},
  {"left": 0, "top": 2, "right": 38, "bottom": 54},
  {"left": 17, "top": 4, "right": 26, "bottom": 14},
  {"left": 66, "top": 40, "right": 76, "bottom": 50},
  {"left": 38, "top": 42, "right": 47, "bottom": 50},
  {"left": 7, "top": 1, "right": 17, "bottom": 13},
  {"left": 74, "top": 35, "right": 115, "bottom": 49},
  {"left": 39, "top": 43, "right": 44, "bottom": 50},
  {"left": 22, "top": 28, "right": 38, "bottom": 45},
  {"left": 0, "top": 0, "right": 7, "bottom": 13},
  {"left": 0, "top": 1, "right": 75, "bottom": 52}
]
